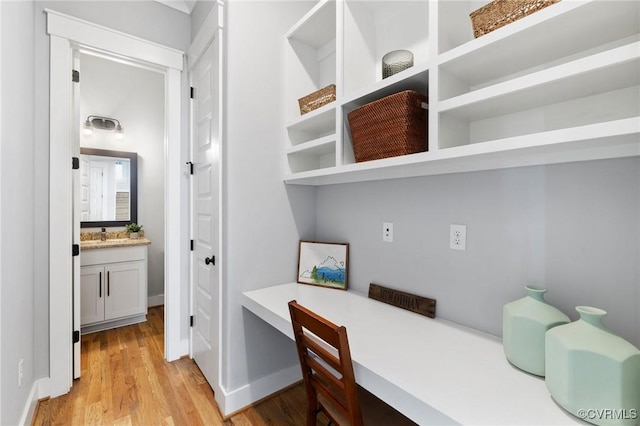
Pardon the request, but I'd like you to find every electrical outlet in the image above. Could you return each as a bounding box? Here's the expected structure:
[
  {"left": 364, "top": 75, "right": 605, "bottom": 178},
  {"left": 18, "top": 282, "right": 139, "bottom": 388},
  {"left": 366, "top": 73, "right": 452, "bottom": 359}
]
[
  {"left": 18, "top": 358, "right": 23, "bottom": 387},
  {"left": 450, "top": 224, "right": 466, "bottom": 251},
  {"left": 383, "top": 222, "right": 394, "bottom": 242}
]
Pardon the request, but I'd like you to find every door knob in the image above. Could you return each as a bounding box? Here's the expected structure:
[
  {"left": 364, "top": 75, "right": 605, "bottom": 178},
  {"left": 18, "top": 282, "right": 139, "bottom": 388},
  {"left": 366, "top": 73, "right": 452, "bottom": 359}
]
[{"left": 205, "top": 256, "right": 215, "bottom": 266}]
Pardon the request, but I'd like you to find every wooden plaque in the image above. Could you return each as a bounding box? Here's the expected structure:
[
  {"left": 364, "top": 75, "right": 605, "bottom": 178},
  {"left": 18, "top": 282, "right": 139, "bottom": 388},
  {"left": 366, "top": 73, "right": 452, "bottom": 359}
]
[{"left": 368, "top": 283, "right": 436, "bottom": 318}]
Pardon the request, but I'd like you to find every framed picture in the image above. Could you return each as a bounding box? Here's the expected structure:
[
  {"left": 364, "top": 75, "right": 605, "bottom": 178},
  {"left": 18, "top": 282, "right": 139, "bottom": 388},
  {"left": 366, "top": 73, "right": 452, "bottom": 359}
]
[{"left": 297, "top": 241, "right": 349, "bottom": 290}]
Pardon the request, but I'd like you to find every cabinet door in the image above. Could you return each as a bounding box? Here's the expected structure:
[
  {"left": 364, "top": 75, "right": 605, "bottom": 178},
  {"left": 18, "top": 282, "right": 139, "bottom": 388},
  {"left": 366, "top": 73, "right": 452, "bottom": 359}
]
[
  {"left": 104, "top": 261, "right": 147, "bottom": 321},
  {"left": 80, "top": 265, "right": 105, "bottom": 325}
]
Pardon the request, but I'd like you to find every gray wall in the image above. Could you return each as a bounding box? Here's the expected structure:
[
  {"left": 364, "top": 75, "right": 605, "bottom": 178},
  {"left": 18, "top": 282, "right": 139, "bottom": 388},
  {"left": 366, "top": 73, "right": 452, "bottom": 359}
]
[
  {"left": 191, "top": 0, "right": 215, "bottom": 40},
  {"left": 221, "top": 0, "right": 317, "bottom": 391},
  {"left": 1, "top": 1, "right": 36, "bottom": 424},
  {"left": 0, "top": 1, "right": 191, "bottom": 425},
  {"left": 315, "top": 158, "right": 640, "bottom": 347}
]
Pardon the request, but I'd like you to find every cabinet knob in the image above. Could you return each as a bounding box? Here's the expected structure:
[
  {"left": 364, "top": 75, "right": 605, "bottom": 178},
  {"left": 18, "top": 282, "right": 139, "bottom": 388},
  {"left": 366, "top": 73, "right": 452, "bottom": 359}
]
[{"left": 205, "top": 256, "right": 215, "bottom": 266}]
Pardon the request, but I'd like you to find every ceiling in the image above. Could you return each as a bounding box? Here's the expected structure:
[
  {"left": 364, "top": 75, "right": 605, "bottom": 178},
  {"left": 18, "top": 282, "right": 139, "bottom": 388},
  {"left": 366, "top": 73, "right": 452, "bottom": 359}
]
[{"left": 154, "top": 0, "right": 196, "bottom": 14}]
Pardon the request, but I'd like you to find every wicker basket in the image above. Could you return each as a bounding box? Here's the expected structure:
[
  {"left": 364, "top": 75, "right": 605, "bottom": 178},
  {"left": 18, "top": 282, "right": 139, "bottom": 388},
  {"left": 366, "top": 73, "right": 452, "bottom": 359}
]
[
  {"left": 347, "top": 90, "right": 427, "bottom": 163},
  {"left": 470, "top": 0, "right": 560, "bottom": 38},
  {"left": 298, "top": 84, "right": 336, "bottom": 115}
]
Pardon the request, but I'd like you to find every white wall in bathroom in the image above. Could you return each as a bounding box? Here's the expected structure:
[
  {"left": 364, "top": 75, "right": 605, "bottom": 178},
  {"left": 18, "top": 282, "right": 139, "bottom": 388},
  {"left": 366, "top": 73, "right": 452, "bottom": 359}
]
[{"left": 79, "top": 53, "right": 166, "bottom": 301}]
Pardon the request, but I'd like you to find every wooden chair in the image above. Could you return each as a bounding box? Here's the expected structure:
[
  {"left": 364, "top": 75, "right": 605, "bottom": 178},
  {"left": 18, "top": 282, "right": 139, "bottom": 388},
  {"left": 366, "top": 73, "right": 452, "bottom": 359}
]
[{"left": 288, "top": 300, "right": 416, "bottom": 426}]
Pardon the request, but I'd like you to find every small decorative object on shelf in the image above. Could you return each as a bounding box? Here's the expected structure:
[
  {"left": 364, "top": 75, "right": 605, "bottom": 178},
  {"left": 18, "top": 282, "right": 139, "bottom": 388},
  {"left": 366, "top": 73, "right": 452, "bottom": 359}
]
[
  {"left": 126, "top": 222, "right": 142, "bottom": 239},
  {"left": 298, "top": 84, "right": 336, "bottom": 115},
  {"left": 545, "top": 306, "right": 640, "bottom": 425},
  {"left": 382, "top": 50, "right": 413, "bottom": 79},
  {"left": 348, "top": 90, "right": 427, "bottom": 163},
  {"left": 470, "top": 0, "right": 561, "bottom": 38},
  {"left": 502, "top": 285, "right": 569, "bottom": 376}
]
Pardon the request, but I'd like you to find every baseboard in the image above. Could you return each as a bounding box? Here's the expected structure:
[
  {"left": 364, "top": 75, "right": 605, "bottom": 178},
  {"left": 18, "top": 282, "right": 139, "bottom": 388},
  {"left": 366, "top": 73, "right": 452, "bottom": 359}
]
[
  {"left": 19, "top": 377, "right": 50, "bottom": 426},
  {"left": 148, "top": 294, "right": 164, "bottom": 307},
  {"left": 81, "top": 315, "right": 146, "bottom": 334},
  {"left": 217, "top": 364, "right": 301, "bottom": 417}
]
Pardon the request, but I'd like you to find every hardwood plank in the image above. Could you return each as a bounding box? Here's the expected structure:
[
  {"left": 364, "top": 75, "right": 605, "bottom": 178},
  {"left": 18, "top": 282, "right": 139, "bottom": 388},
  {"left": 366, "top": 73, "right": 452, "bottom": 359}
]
[{"left": 32, "top": 306, "right": 328, "bottom": 426}]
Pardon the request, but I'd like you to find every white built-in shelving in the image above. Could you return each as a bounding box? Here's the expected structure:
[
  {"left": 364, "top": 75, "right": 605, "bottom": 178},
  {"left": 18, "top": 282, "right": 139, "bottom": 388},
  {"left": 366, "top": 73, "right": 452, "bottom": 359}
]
[{"left": 284, "top": 0, "right": 640, "bottom": 185}]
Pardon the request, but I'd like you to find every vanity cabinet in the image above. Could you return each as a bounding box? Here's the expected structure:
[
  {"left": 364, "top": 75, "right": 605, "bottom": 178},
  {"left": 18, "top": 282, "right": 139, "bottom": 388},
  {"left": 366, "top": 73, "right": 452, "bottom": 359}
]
[{"left": 80, "top": 244, "right": 148, "bottom": 332}]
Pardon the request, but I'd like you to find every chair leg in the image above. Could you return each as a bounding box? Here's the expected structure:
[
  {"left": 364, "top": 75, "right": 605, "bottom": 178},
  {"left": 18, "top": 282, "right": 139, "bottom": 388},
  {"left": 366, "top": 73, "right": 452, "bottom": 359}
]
[{"left": 307, "top": 406, "right": 320, "bottom": 426}]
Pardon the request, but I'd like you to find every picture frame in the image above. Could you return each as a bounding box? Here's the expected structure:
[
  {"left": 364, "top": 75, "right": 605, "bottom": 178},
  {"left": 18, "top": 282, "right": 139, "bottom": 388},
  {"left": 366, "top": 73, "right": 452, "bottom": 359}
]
[{"left": 297, "top": 241, "right": 349, "bottom": 290}]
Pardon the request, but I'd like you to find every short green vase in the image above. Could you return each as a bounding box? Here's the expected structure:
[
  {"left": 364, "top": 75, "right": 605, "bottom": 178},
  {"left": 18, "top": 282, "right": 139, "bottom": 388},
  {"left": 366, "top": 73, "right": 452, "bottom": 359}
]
[
  {"left": 545, "top": 306, "right": 640, "bottom": 426},
  {"left": 503, "top": 285, "right": 570, "bottom": 376}
]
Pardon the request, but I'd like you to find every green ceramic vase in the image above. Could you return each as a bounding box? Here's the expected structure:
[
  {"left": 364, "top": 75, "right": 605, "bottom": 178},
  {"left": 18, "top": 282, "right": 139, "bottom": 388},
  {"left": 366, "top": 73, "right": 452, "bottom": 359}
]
[
  {"left": 503, "top": 285, "right": 570, "bottom": 376},
  {"left": 546, "top": 306, "right": 640, "bottom": 426}
]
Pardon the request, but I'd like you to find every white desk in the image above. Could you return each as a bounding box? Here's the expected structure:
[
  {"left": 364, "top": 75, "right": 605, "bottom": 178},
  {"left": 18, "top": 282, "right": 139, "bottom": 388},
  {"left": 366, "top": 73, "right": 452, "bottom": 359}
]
[{"left": 242, "top": 283, "right": 584, "bottom": 425}]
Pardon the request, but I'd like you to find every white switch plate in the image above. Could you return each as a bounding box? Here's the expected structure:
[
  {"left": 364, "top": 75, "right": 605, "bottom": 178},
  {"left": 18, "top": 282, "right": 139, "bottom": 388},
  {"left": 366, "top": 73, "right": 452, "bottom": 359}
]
[
  {"left": 383, "top": 222, "right": 394, "bottom": 242},
  {"left": 450, "top": 224, "right": 466, "bottom": 251}
]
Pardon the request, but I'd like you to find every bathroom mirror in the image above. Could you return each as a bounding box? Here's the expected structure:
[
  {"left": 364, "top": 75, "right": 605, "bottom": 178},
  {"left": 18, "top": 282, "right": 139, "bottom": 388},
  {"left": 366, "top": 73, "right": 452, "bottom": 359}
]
[{"left": 80, "top": 148, "right": 137, "bottom": 228}]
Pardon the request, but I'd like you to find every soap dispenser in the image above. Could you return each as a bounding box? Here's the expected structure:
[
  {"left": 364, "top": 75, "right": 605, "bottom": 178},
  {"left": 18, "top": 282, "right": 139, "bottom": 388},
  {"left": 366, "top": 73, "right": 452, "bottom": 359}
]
[{"left": 101, "top": 227, "right": 106, "bottom": 241}]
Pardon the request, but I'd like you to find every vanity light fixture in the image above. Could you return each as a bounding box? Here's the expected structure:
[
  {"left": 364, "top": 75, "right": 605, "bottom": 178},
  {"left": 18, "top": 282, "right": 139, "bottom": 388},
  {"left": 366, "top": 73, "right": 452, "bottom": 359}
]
[{"left": 83, "top": 115, "right": 124, "bottom": 140}]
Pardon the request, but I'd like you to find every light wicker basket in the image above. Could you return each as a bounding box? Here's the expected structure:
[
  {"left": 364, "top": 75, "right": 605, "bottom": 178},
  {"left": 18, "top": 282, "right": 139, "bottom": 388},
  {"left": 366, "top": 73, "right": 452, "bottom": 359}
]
[
  {"left": 347, "top": 90, "right": 427, "bottom": 163},
  {"left": 298, "top": 84, "right": 336, "bottom": 115},
  {"left": 470, "top": 0, "right": 560, "bottom": 38}
]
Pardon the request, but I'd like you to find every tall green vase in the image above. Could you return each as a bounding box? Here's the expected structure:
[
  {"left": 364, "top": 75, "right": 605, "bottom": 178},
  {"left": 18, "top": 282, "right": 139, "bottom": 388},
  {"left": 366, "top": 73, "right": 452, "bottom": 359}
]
[
  {"left": 546, "top": 306, "right": 640, "bottom": 426},
  {"left": 503, "top": 285, "right": 570, "bottom": 376}
]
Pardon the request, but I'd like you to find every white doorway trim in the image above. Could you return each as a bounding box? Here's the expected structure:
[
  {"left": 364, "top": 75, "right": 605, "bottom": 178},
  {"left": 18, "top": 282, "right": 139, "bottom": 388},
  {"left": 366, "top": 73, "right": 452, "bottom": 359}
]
[{"left": 46, "top": 10, "right": 185, "bottom": 397}]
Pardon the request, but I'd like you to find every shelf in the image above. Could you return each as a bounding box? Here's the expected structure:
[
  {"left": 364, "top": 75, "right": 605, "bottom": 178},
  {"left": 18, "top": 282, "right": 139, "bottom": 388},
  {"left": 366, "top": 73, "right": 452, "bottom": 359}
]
[
  {"left": 287, "top": 105, "right": 336, "bottom": 146},
  {"left": 286, "top": 134, "right": 335, "bottom": 155},
  {"left": 285, "top": 118, "right": 640, "bottom": 185},
  {"left": 285, "top": 0, "right": 337, "bottom": 123},
  {"left": 439, "top": 0, "right": 639, "bottom": 67},
  {"left": 438, "top": 42, "right": 640, "bottom": 120},
  {"left": 343, "top": 0, "right": 429, "bottom": 97},
  {"left": 286, "top": 0, "right": 336, "bottom": 48},
  {"left": 283, "top": 0, "right": 640, "bottom": 186},
  {"left": 341, "top": 62, "right": 429, "bottom": 111}
]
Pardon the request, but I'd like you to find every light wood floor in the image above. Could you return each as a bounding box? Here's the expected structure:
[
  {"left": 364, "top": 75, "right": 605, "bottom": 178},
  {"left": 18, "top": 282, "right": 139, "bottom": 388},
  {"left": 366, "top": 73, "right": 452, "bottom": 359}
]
[{"left": 32, "top": 306, "right": 316, "bottom": 426}]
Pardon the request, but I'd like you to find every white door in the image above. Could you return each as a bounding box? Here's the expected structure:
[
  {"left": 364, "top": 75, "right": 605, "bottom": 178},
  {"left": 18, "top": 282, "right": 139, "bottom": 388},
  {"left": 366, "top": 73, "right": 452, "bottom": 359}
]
[{"left": 190, "top": 37, "right": 221, "bottom": 388}]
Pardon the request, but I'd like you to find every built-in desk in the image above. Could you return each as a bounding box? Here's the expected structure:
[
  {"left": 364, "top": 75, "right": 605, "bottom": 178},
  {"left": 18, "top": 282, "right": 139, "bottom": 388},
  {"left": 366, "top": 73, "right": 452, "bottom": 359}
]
[{"left": 242, "top": 283, "right": 584, "bottom": 425}]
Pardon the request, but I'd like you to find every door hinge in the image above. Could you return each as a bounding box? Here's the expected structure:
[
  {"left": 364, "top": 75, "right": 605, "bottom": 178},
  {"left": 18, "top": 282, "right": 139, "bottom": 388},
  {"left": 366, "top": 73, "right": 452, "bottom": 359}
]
[
  {"left": 72, "top": 70, "right": 80, "bottom": 83},
  {"left": 190, "top": 315, "right": 194, "bottom": 327},
  {"left": 186, "top": 161, "right": 194, "bottom": 175},
  {"left": 190, "top": 86, "right": 195, "bottom": 99},
  {"left": 73, "top": 330, "right": 80, "bottom": 343},
  {"left": 72, "top": 244, "right": 79, "bottom": 256},
  {"left": 72, "top": 157, "right": 79, "bottom": 170},
  {"left": 190, "top": 239, "right": 194, "bottom": 251}
]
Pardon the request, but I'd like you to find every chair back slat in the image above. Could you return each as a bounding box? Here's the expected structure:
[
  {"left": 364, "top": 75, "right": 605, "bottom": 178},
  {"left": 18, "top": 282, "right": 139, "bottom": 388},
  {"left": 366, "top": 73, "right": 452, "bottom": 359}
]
[
  {"left": 289, "top": 300, "right": 363, "bottom": 426},
  {"left": 300, "top": 333, "right": 343, "bottom": 373}
]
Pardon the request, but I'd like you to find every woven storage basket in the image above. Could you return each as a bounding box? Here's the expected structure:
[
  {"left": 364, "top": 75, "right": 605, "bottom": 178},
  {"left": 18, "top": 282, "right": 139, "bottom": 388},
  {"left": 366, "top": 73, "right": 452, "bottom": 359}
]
[
  {"left": 470, "top": 0, "right": 560, "bottom": 38},
  {"left": 347, "top": 90, "right": 427, "bottom": 163},
  {"left": 298, "top": 84, "right": 336, "bottom": 115}
]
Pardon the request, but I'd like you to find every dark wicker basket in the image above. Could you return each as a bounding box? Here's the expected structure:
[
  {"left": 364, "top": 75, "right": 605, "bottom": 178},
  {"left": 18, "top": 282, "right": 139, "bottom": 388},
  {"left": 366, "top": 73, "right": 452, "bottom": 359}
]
[
  {"left": 347, "top": 90, "right": 427, "bottom": 163},
  {"left": 298, "top": 84, "right": 336, "bottom": 115},
  {"left": 470, "top": 0, "right": 560, "bottom": 38}
]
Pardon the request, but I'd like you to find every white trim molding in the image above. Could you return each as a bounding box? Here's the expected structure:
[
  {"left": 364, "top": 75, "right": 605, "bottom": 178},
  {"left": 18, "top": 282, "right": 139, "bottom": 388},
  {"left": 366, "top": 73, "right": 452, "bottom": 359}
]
[
  {"left": 46, "top": 9, "right": 183, "bottom": 71},
  {"left": 46, "top": 9, "right": 185, "bottom": 397}
]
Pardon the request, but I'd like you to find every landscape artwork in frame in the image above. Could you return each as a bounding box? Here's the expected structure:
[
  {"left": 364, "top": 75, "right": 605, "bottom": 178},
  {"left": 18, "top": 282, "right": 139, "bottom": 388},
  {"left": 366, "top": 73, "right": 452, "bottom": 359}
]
[{"left": 297, "top": 241, "right": 349, "bottom": 290}]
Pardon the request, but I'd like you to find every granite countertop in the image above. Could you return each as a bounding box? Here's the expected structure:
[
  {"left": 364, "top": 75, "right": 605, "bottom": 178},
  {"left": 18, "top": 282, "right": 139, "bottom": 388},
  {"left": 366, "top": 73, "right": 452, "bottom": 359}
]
[{"left": 80, "top": 238, "right": 151, "bottom": 250}]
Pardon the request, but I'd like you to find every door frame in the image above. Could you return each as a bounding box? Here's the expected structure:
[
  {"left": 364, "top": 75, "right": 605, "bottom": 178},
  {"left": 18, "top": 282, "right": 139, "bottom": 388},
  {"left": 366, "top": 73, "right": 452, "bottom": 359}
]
[{"left": 46, "top": 9, "right": 185, "bottom": 397}]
